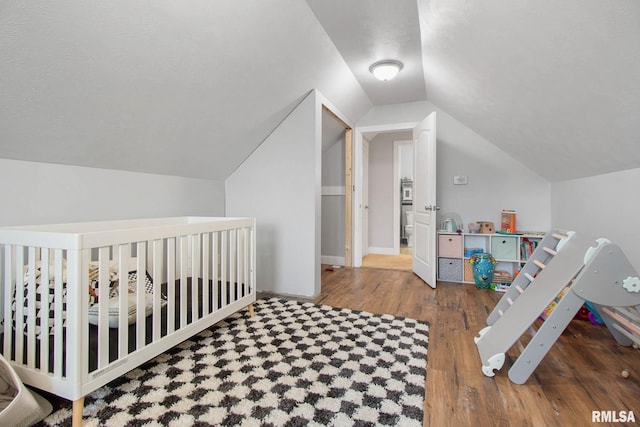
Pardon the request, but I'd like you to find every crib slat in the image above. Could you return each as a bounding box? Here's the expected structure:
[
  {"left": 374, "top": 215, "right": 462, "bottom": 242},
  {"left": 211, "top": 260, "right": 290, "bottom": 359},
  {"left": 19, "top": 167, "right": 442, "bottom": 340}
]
[
  {"left": 39, "top": 249, "right": 50, "bottom": 373},
  {"left": 97, "top": 247, "right": 110, "bottom": 369},
  {"left": 242, "top": 228, "right": 247, "bottom": 297},
  {"left": 247, "top": 223, "right": 256, "bottom": 294},
  {"left": 235, "top": 229, "right": 241, "bottom": 301},
  {"left": 238, "top": 229, "right": 243, "bottom": 299},
  {"left": 0, "top": 247, "right": 5, "bottom": 352},
  {"left": 152, "top": 239, "right": 163, "bottom": 341},
  {"left": 230, "top": 229, "right": 236, "bottom": 304},
  {"left": 221, "top": 231, "right": 227, "bottom": 308},
  {"left": 15, "top": 247, "right": 24, "bottom": 364},
  {"left": 3, "top": 246, "right": 14, "bottom": 362},
  {"left": 167, "top": 238, "right": 175, "bottom": 334},
  {"left": 212, "top": 232, "right": 219, "bottom": 311},
  {"left": 202, "top": 233, "right": 210, "bottom": 315},
  {"left": 53, "top": 249, "right": 64, "bottom": 378},
  {"left": 117, "top": 244, "right": 130, "bottom": 358},
  {"left": 180, "top": 236, "right": 188, "bottom": 328},
  {"left": 136, "top": 242, "right": 146, "bottom": 349},
  {"left": 191, "top": 234, "right": 200, "bottom": 322},
  {"left": 26, "top": 247, "right": 37, "bottom": 368}
]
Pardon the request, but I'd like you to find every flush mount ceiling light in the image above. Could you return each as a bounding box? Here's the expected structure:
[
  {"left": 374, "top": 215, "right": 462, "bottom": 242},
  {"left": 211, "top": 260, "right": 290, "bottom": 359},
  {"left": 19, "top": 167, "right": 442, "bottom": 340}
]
[{"left": 369, "top": 60, "right": 404, "bottom": 81}]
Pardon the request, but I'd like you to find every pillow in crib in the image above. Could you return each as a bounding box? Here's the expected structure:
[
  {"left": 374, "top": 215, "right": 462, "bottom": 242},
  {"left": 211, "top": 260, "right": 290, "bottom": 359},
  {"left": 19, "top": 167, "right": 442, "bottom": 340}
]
[
  {"left": 87, "top": 293, "right": 156, "bottom": 328},
  {"left": 89, "top": 267, "right": 152, "bottom": 303}
]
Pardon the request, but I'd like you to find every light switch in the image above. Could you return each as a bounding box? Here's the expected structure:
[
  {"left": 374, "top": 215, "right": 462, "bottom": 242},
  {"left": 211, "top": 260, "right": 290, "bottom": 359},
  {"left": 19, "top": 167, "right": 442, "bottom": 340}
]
[{"left": 453, "top": 175, "right": 468, "bottom": 185}]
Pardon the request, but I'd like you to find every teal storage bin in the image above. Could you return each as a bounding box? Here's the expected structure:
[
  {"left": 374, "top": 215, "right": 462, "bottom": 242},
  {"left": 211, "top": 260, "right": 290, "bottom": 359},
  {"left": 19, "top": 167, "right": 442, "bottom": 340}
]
[{"left": 492, "top": 236, "right": 518, "bottom": 260}]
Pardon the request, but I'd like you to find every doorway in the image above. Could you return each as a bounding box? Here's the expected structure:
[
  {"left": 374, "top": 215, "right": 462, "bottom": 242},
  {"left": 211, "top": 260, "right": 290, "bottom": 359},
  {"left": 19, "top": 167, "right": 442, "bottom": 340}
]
[
  {"left": 353, "top": 113, "right": 438, "bottom": 287},
  {"left": 320, "top": 105, "right": 353, "bottom": 269},
  {"left": 359, "top": 131, "right": 413, "bottom": 271}
]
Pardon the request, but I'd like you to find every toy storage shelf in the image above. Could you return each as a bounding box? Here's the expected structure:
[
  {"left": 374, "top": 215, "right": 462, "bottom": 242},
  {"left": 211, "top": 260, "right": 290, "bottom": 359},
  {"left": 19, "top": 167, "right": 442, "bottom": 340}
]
[{"left": 437, "top": 231, "right": 544, "bottom": 284}]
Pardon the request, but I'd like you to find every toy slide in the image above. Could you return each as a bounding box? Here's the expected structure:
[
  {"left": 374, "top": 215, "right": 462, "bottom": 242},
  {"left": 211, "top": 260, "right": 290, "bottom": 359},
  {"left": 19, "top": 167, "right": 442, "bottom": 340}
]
[{"left": 474, "top": 230, "right": 640, "bottom": 384}]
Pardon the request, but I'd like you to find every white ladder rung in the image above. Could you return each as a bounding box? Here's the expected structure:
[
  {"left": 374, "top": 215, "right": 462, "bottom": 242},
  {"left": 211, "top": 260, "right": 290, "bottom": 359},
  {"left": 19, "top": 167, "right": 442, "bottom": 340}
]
[
  {"left": 507, "top": 297, "right": 514, "bottom": 305},
  {"left": 524, "top": 273, "right": 535, "bottom": 282},
  {"left": 601, "top": 307, "right": 640, "bottom": 337},
  {"left": 543, "top": 247, "right": 557, "bottom": 256},
  {"left": 533, "top": 259, "right": 546, "bottom": 269},
  {"left": 552, "top": 233, "right": 567, "bottom": 240},
  {"left": 498, "top": 309, "right": 504, "bottom": 317},
  {"left": 613, "top": 306, "right": 640, "bottom": 324},
  {"left": 515, "top": 285, "right": 524, "bottom": 294}
]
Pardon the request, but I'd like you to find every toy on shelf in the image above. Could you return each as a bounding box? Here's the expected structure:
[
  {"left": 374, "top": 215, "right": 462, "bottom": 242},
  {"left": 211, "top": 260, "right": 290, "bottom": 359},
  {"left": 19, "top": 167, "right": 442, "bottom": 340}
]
[
  {"left": 501, "top": 210, "right": 516, "bottom": 233},
  {"left": 478, "top": 221, "right": 495, "bottom": 234},
  {"left": 474, "top": 230, "right": 640, "bottom": 384},
  {"left": 470, "top": 253, "right": 496, "bottom": 289}
]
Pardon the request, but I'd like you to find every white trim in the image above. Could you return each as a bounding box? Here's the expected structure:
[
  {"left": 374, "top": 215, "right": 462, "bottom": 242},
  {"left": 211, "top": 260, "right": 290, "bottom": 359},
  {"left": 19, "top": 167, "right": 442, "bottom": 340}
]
[
  {"left": 367, "top": 247, "right": 397, "bottom": 255},
  {"left": 321, "top": 255, "right": 345, "bottom": 266},
  {"left": 354, "top": 122, "right": 418, "bottom": 267},
  {"left": 321, "top": 186, "right": 345, "bottom": 196}
]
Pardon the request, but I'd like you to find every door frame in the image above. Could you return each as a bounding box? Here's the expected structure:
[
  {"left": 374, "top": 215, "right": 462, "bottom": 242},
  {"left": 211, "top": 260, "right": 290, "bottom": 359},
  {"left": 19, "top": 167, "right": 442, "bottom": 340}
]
[
  {"left": 354, "top": 122, "right": 419, "bottom": 267},
  {"left": 322, "top": 105, "right": 353, "bottom": 268}
]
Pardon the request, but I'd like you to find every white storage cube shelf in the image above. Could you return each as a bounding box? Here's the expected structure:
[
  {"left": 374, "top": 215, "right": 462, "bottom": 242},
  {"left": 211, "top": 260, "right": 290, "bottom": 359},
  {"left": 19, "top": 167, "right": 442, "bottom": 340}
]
[{"left": 437, "top": 231, "right": 543, "bottom": 284}]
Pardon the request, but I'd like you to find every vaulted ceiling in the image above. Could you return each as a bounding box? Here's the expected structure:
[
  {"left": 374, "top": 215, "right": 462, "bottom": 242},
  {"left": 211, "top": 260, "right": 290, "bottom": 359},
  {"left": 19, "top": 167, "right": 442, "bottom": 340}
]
[
  {"left": 0, "top": 1, "right": 372, "bottom": 181},
  {"left": 1, "top": 1, "right": 639, "bottom": 182}
]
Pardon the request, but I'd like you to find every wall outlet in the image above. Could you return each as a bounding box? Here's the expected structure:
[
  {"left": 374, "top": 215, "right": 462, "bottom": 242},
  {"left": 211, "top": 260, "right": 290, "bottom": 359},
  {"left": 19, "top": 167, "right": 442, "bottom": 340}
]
[{"left": 453, "top": 175, "right": 468, "bottom": 185}]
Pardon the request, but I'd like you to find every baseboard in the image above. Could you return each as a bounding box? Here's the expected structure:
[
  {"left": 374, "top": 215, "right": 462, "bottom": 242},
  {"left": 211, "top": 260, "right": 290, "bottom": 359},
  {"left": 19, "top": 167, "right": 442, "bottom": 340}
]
[
  {"left": 256, "top": 290, "right": 315, "bottom": 303},
  {"left": 367, "top": 247, "right": 398, "bottom": 256},
  {"left": 321, "top": 255, "right": 345, "bottom": 266}
]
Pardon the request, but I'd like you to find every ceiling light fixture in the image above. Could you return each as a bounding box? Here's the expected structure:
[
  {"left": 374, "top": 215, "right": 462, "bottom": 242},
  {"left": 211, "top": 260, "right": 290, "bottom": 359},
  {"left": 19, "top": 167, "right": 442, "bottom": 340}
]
[{"left": 369, "top": 60, "right": 404, "bottom": 81}]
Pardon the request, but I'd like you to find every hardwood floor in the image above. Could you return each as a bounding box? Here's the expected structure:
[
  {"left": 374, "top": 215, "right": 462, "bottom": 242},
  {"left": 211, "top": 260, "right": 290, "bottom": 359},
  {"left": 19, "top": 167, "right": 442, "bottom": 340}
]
[
  {"left": 361, "top": 247, "right": 413, "bottom": 271},
  {"left": 316, "top": 266, "right": 640, "bottom": 427}
]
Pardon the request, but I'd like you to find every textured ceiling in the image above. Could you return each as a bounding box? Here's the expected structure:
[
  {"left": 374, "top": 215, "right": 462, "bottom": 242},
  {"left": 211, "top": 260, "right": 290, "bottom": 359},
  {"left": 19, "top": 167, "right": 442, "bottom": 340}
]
[
  {"left": 0, "top": 1, "right": 372, "bottom": 180},
  {"left": 307, "top": 0, "right": 426, "bottom": 105},
  {"left": 417, "top": 0, "right": 640, "bottom": 181},
  {"left": 1, "top": 1, "right": 639, "bottom": 183}
]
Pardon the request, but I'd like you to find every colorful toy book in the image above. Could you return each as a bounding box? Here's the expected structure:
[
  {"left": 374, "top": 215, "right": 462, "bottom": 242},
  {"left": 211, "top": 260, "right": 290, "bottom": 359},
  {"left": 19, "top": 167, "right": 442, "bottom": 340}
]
[{"left": 501, "top": 210, "right": 516, "bottom": 233}]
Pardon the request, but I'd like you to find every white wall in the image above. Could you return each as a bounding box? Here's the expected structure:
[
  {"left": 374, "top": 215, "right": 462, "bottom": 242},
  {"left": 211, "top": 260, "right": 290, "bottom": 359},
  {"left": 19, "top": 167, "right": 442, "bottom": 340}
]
[
  {"left": 0, "top": 158, "right": 224, "bottom": 226},
  {"left": 400, "top": 143, "right": 414, "bottom": 180},
  {"left": 357, "top": 100, "right": 551, "bottom": 235},
  {"left": 226, "top": 92, "right": 319, "bottom": 298},
  {"left": 551, "top": 168, "right": 640, "bottom": 273}
]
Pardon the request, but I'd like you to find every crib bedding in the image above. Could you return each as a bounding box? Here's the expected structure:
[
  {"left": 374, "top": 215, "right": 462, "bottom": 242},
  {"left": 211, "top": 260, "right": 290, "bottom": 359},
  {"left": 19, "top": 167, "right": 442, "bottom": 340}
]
[
  {"left": 13, "top": 258, "right": 156, "bottom": 337},
  {"left": 3, "top": 277, "right": 246, "bottom": 373}
]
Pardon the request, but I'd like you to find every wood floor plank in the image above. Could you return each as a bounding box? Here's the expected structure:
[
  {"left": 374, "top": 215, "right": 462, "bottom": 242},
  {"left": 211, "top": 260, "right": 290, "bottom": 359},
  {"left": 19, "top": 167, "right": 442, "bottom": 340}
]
[{"left": 316, "top": 266, "right": 640, "bottom": 426}]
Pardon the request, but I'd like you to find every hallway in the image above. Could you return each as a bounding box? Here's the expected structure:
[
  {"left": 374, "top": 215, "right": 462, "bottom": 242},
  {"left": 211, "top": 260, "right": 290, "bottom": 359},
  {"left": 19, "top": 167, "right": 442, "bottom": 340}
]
[{"left": 361, "top": 246, "right": 412, "bottom": 271}]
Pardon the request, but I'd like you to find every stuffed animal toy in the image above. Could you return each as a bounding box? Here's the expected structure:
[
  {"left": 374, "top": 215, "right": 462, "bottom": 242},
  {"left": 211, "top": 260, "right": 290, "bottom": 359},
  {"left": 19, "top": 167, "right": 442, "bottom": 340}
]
[{"left": 478, "top": 221, "right": 495, "bottom": 234}]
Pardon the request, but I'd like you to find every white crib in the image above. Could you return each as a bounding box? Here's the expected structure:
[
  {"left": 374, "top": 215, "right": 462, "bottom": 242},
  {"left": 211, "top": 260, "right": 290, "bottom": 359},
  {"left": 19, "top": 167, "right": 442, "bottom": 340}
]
[{"left": 0, "top": 216, "right": 256, "bottom": 426}]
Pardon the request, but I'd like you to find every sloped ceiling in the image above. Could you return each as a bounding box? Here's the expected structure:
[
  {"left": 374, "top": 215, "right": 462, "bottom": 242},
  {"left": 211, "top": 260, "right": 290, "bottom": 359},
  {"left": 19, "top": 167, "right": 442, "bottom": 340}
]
[
  {"left": 0, "top": 1, "right": 372, "bottom": 180},
  {"left": 2, "top": 1, "right": 639, "bottom": 183},
  {"left": 417, "top": 0, "right": 640, "bottom": 181}
]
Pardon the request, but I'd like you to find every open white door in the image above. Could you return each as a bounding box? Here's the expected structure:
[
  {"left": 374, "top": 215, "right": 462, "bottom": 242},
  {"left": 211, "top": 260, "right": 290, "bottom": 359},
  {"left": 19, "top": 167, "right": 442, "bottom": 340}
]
[
  {"left": 412, "top": 112, "right": 437, "bottom": 287},
  {"left": 362, "top": 140, "right": 370, "bottom": 256}
]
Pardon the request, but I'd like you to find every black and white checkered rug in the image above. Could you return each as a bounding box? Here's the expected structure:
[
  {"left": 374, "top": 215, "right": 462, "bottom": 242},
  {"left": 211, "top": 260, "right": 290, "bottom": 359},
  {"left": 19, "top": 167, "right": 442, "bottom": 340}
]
[{"left": 41, "top": 298, "right": 429, "bottom": 426}]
